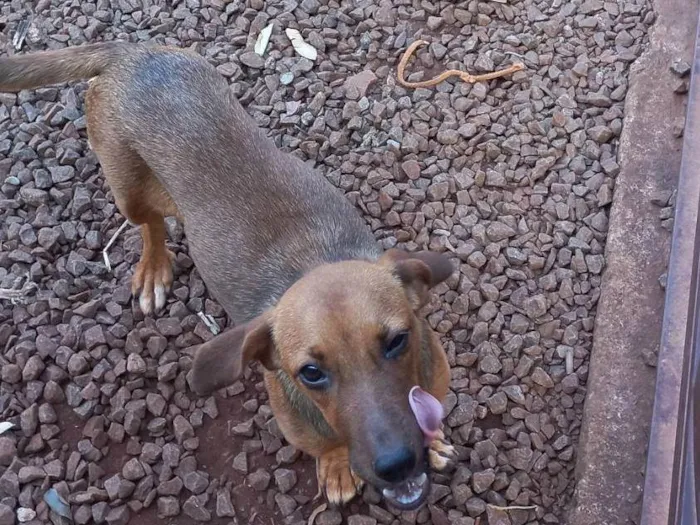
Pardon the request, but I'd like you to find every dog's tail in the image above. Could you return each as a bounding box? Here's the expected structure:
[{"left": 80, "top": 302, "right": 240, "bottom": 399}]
[{"left": 0, "top": 42, "right": 126, "bottom": 92}]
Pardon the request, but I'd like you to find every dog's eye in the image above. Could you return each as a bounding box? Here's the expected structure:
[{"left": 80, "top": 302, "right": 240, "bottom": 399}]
[
  {"left": 298, "top": 365, "right": 329, "bottom": 389},
  {"left": 384, "top": 331, "right": 409, "bottom": 359}
]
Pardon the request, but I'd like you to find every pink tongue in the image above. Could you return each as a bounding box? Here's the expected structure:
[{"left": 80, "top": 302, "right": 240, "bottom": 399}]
[{"left": 409, "top": 386, "right": 444, "bottom": 445}]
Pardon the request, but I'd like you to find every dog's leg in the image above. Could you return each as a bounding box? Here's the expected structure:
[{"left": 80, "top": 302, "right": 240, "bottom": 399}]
[
  {"left": 129, "top": 214, "right": 175, "bottom": 314},
  {"left": 428, "top": 428, "right": 456, "bottom": 471},
  {"left": 317, "top": 447, "right": 364, "bottom": 507},
  {"left": 107, "top": 175, "right": 177, "bottom": 314},
  {"left": 85, "top": 82, "right": 180, "bottom": 315},
  {"left": 108, "top": 175, "right": 178, "bottom": 315}
]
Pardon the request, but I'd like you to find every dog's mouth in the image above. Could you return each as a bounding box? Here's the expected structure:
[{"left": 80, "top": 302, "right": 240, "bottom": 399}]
[
  {"left": 378, "top": 386, "right": 442, "bottom": 510},
  {"left": 381, "top": 471, "right": 431, "bottom": 510}
]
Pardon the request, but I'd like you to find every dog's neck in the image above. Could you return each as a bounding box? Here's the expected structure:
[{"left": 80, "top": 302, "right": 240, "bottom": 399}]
[
  {"left": 254, "top": 233, "right": 382, "bottom": 315},
  {"left": 271, "top": 318, "right": 436, "bottom": 440}
]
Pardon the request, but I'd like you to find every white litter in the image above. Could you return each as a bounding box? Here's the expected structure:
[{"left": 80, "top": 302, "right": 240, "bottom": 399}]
[
  {"left": 285, "top": 28, "right": 317, "bottom": 61},
  {"left": 255, "top": 23, "right": 274, "bottom": 56},
  {"left": 12, "top": 18, "right": 31, "bottom": 50},
  {"left": 565, "top": 346, "right": 574, "bottom": 375},
  {"left": 103, "top": 220, "right": 131, "bottom": 272},
  {"left": 17, "top": 508, "right": 36, "bottom": 523},
  {"left": 0, "top": 422, "right": 14, "bottom": 435},
  {"left": 197, "top": 312, "right": 221, "bottom": 335}
]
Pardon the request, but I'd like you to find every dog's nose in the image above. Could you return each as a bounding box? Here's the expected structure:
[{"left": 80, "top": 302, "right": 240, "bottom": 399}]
[{"left": 374, "top": 446, "right": 417, "bottom": 483}]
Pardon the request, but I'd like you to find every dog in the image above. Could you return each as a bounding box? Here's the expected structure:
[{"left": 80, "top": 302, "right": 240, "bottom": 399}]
[{"left": 0, "top": 42, "right": 456, "bottom": 510}]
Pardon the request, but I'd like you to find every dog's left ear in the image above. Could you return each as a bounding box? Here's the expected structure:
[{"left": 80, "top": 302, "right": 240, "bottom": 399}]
[
  {"left": 380, "top": 249, "right": 455, "bottom": 309},
  {"left": 188, "top": 311, "right": 276, "bottom": 396}
]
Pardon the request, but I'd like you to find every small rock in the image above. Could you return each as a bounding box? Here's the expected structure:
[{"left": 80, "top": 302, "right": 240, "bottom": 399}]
[
  {"left": 0, "top": 505, "right": 13, "bottom": 525},
  {"left": 588, "top": 125, "right": 613, "bottom": 143},
  {"left": 347, "top": 516, "right": 377, "bottom": 525},
  {"left": 105, "top": 505, "right": 130, "bottom": 525},
  {"left": 0, "top": 438, "right": 17, "bottom": 466},
  {"left": 50, "top": 165, "right": 75, "bottom": 183},
  {"left": 239, "top": 52, "right": 264, "bottom": 69},
  {"left": 248, "top": 469, "right": 271, "bottom": 491},
  {"left": 458, "top": 123, "right": 478, "bottom": 138},
  {"left": 158, "top": 497, "right": 180, "bottom": 518},
  {"left": 92, "top": 502, "right": 109, "bottom": 523},
  {"left": 487, "top": 506, "right": 512, "bottom": 525},
  {"left": 486, "top": 392, "right": 508, "bottom": 414},
  {"left": 18, "top": 465, "right": 45, "bottom": 483},
  {"left": 486, "top": 222, "right": 516, "bottom": 241},
  {"left": 531, "top": 367, "right": 555, "bottom": 388},
  {"left": 670, "top": 59, "right": 691, "bottom": 77},
  {"left": 183, "top": 495, "right": 211, "bottom": 522},
  {"left": 524, "top": 294, "right": 548, "bottom": 319},
  {"left": 184, "top": 471, "right": 209, "bottom": 495},
  {"left": 280, "top": 72, "right": 295, "bottom": 85},
  {"left": 472, "top": 469, "right": 496, "bottom": 493},
  {"left": 650, "top": 190, "right": 673, "bottom": 207},
  {"left": 344, "top": 70, "right": 377, "bottom": 100},
  {"left": 22, "top": 355, "right": 45, "bottom": 381},
  {"left": 122, "top": 458, "right": 145, "bottom": 481},
  {"left": 317, "top": 510, "right": 343, "bottom": 525},
  {"left": 126, "top": 353, "right": 147, "bottom": 374},
  {"left": 216, "top": 488, "right": 236, "bottom": 518},
  {"left": 173, "top": 415, "right": 194, "bottom": 443},
  {"left": 275, "top": 493, "right": 297, "bottom": 517},
  {"left": 642, "top": 347, "right": 658, "bottom": 367},
  {"left": 426, "top": 16, "right": 443, "bottom": 30},
  {"left": 274, "top": 468, "right": 298, "bottom": 493}
]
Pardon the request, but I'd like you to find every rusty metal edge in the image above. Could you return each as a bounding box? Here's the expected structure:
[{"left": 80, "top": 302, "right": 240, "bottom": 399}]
[{"left": 640, "top": 12, "right": 700, "bottom": 525}]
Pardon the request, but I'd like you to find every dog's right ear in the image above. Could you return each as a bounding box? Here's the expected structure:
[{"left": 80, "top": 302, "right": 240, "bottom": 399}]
[
  {"left": 379, "top": 249, "right": 455, "bottom": 309},
  {"left": 189, "top": 312, "right": 276, "bottom": 396}
]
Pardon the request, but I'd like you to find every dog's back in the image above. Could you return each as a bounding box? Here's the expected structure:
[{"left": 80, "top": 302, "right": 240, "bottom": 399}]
[{"left": 0, "top": 43, "right": 380, "bottom": 321}]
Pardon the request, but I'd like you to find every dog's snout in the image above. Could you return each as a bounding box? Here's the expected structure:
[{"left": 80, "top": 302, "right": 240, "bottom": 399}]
[{"left": 374, "top": 446, "right": 416, "bottom": 483}]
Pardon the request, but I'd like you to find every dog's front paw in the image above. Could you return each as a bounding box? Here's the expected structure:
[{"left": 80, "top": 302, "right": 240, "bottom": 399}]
[
  {"left": 317, "top": 448, "right": 364, "bottom": 507},
  {"left": 132, "top": 248, "right": 175, "bottom": 315},
  {"left": 428, "top": 428, "right": 456, "bottom": 471}
]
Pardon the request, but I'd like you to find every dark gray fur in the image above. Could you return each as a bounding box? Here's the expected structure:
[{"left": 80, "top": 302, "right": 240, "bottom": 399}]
[
  {"left": 116, "top": 48, "right": 381, "bottom": 322},
  {"left": 0, "top": 43, "right": 381, "bottom": 324}
]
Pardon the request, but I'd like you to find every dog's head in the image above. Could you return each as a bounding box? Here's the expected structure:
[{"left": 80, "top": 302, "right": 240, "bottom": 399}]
[{"left": 189, "top": 249, "right": 454, "bottom": 509}]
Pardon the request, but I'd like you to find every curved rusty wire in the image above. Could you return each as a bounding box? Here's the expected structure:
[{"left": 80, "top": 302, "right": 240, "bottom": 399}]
[{"left": 397, "top": 39, "right": 525, "bottom": 89}]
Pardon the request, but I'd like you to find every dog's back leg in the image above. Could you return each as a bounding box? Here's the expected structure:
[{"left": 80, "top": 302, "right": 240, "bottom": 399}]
[
  {"left": 86, "top": 83, "right": 180, "bottom": 314},
  {"left": 99, "top": 146, "right": 179, "bottom": 314}
]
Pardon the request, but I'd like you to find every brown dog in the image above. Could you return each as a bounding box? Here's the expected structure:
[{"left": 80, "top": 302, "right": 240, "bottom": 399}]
[{"left": 0, "top": 42, "right": 455, "bottom": 509}]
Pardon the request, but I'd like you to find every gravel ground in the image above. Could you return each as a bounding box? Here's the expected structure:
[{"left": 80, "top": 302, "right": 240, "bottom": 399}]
[{"left": 0, "top": 0, "right": 655, "bottom": 524}]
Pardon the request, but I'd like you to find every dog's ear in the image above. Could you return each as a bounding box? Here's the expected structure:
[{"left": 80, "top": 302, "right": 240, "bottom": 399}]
[
  {"left": 380, "top": 249, "right": 455, "bottom": 309},
  {"left": 189, "top": 312, "right": 276, "bottom": 396}
]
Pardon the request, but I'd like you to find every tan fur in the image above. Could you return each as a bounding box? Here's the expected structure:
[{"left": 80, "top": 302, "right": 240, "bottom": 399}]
[
  {"left": 85, "top": 79, "right": 180, "bottom": 312},
  {"left": 259, "top": 259, "right": 452, "bottom": 504},
  {"left": 0, "top": 44, "right": 456, "bottom": 508}
]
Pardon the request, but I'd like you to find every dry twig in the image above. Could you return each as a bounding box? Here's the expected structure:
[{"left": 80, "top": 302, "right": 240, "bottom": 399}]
[
  {"left": 307, "top": 503, "right": 328, "bottom": 525},
  {"left": 488, "top": 504, "right": 539, "bottom": 511},
  {"left": 397, "top": 39, "right": 524, "bottom": 89}
]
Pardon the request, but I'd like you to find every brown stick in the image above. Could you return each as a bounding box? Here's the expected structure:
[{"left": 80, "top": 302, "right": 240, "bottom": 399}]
[{"left": 397, "top": 39, "right": 525, "bottom": 89}]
